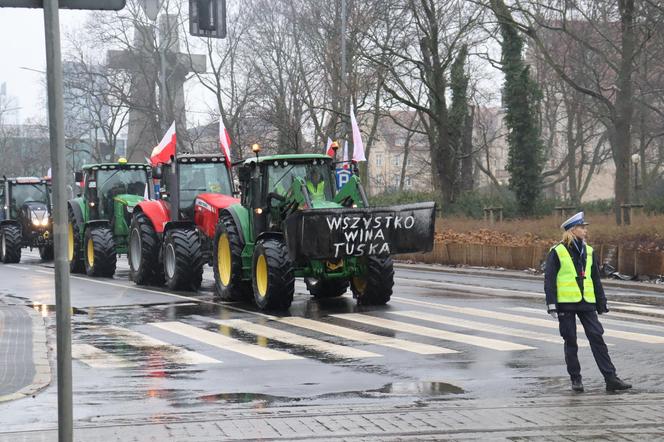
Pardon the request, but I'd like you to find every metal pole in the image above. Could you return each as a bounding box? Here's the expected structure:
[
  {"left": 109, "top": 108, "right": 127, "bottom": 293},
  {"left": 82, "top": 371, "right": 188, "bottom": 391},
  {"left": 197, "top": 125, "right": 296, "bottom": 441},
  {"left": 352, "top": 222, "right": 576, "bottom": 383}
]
[
  {"left": 43, "top": 1, "right": 73, "bottom": 440},
  {"left": 340, "top": 0, "right": 348, "bottom": 140}
]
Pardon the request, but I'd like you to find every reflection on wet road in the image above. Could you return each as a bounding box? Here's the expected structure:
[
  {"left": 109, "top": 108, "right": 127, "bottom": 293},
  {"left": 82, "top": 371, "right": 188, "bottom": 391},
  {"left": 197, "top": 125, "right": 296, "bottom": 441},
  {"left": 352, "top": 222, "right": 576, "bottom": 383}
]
[{"left": 2, "top": 250, "right": 664, "bottom": 431}]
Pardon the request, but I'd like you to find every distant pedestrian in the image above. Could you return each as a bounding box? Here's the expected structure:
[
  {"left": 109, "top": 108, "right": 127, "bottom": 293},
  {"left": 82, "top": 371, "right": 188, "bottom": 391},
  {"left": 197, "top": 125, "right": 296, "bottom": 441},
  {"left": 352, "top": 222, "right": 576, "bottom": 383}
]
[{"left": 544, "top": 211, "right": 632, "bottom": 393}]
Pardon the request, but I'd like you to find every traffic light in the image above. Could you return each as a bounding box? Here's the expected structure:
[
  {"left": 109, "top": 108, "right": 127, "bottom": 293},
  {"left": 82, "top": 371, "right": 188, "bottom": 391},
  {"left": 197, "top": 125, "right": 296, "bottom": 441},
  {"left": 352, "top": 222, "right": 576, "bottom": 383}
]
[{"left": 189, "top": 0, "right": 226, "bottom": 39}]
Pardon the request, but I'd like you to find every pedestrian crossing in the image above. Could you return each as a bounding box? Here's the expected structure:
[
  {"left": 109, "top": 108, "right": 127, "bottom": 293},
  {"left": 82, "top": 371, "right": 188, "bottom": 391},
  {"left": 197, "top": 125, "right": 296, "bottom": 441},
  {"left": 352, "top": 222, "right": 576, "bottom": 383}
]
[{"left": 69, "top": 301, "right": 664, "bottom": 370}]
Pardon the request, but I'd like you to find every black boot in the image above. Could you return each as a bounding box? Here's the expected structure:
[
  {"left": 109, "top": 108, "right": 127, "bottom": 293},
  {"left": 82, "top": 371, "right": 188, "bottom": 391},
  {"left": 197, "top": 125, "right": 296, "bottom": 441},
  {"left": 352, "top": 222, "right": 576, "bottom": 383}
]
[
  {"left": 606, "top": 376, "right": 632, "bottom": 392},
  {"left": 571, "top": 378, "right": 584, "bottom": 392}
]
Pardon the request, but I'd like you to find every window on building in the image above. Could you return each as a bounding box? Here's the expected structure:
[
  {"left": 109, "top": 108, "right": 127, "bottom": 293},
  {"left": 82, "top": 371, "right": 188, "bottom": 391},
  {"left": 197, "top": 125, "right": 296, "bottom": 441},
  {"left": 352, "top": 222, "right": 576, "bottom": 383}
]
[
  {"left": 375, "top": 154, "right": 383, "bottom": 166},
  {"left": 393, "top": 154, "right": 401, "bottom": 166},
  {"left": 405, "top": 176, "right": 412, "bottom": 188}
]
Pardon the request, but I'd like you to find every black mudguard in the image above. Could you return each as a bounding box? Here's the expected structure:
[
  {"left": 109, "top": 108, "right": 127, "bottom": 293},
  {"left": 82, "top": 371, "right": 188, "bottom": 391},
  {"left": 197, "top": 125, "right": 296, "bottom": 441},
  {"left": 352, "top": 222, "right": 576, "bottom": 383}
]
[{"left": 284, "top": 202, "right": 436, "bottom": 260}]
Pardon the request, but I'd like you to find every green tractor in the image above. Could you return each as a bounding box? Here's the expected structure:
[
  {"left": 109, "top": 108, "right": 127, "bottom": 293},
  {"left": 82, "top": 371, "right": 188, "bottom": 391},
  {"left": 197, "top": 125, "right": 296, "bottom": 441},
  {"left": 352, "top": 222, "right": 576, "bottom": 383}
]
[
  {"left": 213, "top": 150, "right": 435, "bottom": 310},
  {"left": 0, "top": 176, "right": 53, "bottom": 263},
  {"left": 68, "top": 160, "right": 152, "bottom": 277}
]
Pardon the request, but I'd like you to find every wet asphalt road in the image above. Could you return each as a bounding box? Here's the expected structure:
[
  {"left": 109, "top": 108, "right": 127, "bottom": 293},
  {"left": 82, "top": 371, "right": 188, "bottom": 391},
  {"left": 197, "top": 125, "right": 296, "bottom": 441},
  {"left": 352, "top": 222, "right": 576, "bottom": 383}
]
[{"left": 2, "top": 251, "right": 664, "bottom": 433}]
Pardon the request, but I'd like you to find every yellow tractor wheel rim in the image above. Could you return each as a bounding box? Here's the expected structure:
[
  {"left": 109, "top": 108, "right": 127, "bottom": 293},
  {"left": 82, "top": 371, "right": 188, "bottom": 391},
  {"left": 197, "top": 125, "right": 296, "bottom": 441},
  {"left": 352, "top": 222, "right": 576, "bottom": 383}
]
[
  {"left": 256, "top": 254, "right": 268, "bottom": 297},
  {"left": 86, "top": 238, "right": 94, "bottom": 268},
  {"left": 218, "top": 234, "right": 232, "bottom": 286},
  {"left": 353, "top": 277, "right": 367, "bottom": 295},
  {"left": 67, "top": 223, "right": 75, "bottom": 261}
]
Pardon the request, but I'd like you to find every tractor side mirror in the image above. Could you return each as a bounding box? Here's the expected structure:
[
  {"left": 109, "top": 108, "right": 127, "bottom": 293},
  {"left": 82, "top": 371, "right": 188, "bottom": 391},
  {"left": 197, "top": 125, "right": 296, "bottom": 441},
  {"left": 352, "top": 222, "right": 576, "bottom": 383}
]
[
  {"left": 152, "top": 166, "right": 163, "bottom": 179},
  {"left": 74, "top": 171, "right": 83, "bottom": 183}
]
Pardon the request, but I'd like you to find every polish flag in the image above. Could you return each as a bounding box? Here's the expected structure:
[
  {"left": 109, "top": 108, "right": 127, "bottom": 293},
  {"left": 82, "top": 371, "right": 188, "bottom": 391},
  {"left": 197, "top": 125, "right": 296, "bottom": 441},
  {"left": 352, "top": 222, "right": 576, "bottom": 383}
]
[
  {"left": 150, "top": 121, "right": 177, "bottom": 165},
  {"left": 219, "top": 114, "right": 232, "bottom": 167},
  {"left": 325, "top": 137, "right": 335, "bottom": 157},
  {"left": 350, "top": 105, "right": 366, "bottom": 162}
]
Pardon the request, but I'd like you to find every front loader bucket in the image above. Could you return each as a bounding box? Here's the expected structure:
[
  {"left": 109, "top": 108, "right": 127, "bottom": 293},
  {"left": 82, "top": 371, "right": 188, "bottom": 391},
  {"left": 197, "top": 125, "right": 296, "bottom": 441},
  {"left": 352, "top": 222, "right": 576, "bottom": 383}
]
[{"left": 284, "top": 202, "right": 436, "bottom": 260}]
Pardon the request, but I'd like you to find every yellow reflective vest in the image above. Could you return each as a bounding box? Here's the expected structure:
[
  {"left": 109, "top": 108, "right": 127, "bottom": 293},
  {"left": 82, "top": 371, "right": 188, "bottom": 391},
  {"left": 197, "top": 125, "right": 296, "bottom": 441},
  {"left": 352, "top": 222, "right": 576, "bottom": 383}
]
[
  {"left": 553, "top": 243, "right": 595, "bottom": 304},
  {"left": 306, "top": 181, "right": 325, "bottom": 201}
]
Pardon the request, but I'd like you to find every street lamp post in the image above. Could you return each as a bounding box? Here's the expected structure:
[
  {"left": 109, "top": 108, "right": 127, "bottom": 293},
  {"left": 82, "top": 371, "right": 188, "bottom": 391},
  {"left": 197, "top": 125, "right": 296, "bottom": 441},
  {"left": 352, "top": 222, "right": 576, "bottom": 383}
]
[{"left": 631, "top": 153, "right": 640, "bottom": 202}]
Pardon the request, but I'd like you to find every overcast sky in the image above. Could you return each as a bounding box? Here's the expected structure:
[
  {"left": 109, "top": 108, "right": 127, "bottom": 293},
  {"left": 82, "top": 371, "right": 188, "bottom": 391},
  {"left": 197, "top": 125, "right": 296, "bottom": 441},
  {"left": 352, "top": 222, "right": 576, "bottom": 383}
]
[{"left": 0, "top": 7, "right": 91, "bottom": 123}]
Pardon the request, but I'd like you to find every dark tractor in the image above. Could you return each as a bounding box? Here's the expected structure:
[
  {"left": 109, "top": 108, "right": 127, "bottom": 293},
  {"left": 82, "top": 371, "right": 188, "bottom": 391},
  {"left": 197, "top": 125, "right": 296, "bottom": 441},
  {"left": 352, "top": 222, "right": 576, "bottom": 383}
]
[
  {"left": 0, "top": 176, "right": 53, "bottom": 263},
  {"left": 128, "top": 153, "right": 238, "bottom": 291},
  {"left": 212, "top": 147, "right": 436, "bottom": 311},
  {"left": 68, "top": 160, "right": 152, "bottom": 277}
]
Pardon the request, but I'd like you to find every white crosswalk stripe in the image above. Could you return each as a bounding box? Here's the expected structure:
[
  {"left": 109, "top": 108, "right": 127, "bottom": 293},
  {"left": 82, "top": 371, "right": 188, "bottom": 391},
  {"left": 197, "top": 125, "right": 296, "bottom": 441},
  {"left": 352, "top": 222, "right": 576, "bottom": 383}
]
[
  {"left": 102, "top": 326, "right": 221, "bottom": 364},
  {"left": 389, "top": 310, "right": 586, "bottom": 347},
  {"left": 512, "top": 307, "right": 664, "bottom": 332},
  {"left": 150, "top": 321, "right": 302, "bottom": 361},
  {"left": 204, "top": 318, "right": 381, "bottom": 359},
  {"left": 332, "top": 313, "right": 535, "bottom": 351},
  {"left": 275, "top": 316, "right": 455, "bottom": 355},
  {"left": 72, "top": 343, "right": 137, "bottom": 369}
]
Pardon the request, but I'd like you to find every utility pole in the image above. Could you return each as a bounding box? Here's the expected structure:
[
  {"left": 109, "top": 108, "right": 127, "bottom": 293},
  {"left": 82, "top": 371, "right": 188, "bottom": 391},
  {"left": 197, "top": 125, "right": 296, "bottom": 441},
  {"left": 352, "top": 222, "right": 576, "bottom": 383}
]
[{"left": 340, "top": 0, "right": 349, "bottom": 152}]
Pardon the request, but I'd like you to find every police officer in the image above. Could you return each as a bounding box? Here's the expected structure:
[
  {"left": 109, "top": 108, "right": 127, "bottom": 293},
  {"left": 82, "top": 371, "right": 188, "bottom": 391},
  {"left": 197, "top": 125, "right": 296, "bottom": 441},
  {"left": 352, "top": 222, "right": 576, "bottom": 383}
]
[{"left": 545, "top": 211, "right": 632, "bottom": 393}]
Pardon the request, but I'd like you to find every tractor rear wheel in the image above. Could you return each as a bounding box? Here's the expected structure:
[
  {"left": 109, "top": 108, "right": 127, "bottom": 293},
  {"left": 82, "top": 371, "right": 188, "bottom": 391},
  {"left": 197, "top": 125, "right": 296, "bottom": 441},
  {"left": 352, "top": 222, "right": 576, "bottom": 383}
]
[
  {"left": 252, "top": 238, "right": 294, "bottom": 310},
  {"left": 39, "top": 245, "right": 54, "bottom": 261},
  {"left": 0, "top": 225, "right": 22, "bottom": 264},
  {"left": 129, "top": 212, "right": 164, "bottom": 285},
  {"left": 213, "top": 214, "right": 251, "bottom": 301},
  {"left": 305, "top": 278, "right": 348, "bottom": 299},
  {"left": 350, "top": 256, "right": 394, "bottom": 305},
  {"left": 67, "top": 206, "right": 85, "bottom": 273},
  {"left": 84, "top": 226, "right": 117, "bottom": 277},
  {"left": 163, "top": 228, "right": 204, "bottom": 291}
]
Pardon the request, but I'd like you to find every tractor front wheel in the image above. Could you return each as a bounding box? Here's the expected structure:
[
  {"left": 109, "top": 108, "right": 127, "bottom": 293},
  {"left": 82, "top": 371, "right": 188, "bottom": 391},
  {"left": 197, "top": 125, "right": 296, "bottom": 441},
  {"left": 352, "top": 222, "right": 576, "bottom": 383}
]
[
  {"left": 305, "top": 278, "right": 348, "bottom": 299},
  {"left": 39, "top": 245, "right": 54, "bottom": 261},
  {"left": 252, "top": 238, "right": 294, "bottom": 310},
  {"left": 350, "top": 256, "right": 394, "bottom": 305},
  {"left": 84, "top": 226, "right": 117, "bottom": 277},
  {"left": 163, "top": 228, "right": 204, "bottom": 291},
  {"left": 128, "top": 212, "right": 164, "bottom": 285},
  {"left": 213, "top": 214, "right": 251, "bottom": 301},
  {"left": 67, "top": 206, "right": 85, "bottom": 273},
  {"left": 0, "top": 225, "right": 22, "bottom": 264}
]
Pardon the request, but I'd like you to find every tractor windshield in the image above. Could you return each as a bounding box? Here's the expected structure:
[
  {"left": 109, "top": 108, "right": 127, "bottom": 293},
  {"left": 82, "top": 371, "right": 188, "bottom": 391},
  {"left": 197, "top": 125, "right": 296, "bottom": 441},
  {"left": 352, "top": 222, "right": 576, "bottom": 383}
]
[
  {"left": 10, "top": 183, "right": 49, "bottom": 216},
  {"left": 268, "top": 162, "right": 334, "bottom": 200},
  {"left": 179, "top": 162, "right": 232, "bottom": 208},
  {"left": 96, "top": 168, "right": 148, "bottom": 219}
]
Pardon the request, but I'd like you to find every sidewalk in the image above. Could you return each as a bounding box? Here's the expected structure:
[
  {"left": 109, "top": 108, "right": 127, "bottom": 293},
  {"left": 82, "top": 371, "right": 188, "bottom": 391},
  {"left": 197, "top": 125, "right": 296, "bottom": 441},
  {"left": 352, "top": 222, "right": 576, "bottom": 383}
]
[
  {"left": 395, "top": 261, "right": 664, "bottom": 294},
  {"left": 0, "top": 301, "right": 51, "bottom": 403}
]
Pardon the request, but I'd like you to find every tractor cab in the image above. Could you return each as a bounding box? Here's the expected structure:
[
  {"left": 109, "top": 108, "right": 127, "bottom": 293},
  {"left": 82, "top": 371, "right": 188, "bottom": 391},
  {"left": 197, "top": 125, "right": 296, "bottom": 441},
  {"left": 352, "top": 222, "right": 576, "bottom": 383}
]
[
  {"left": 1, "top": 177, "right": 51, "bottom": 221},
  {"left": 158, "top": 153, "right": 233, "bottom": 221}
]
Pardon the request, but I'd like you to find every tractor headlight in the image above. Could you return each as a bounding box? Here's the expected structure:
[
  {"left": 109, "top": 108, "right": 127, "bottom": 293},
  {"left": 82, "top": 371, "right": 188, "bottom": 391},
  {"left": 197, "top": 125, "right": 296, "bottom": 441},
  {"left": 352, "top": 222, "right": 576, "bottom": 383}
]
[
  {"left": 41, "top": 218, "right": 49, "bottom": 226},
  {"left": 31, "top": 213, "right": 41, "bottom": 226}
]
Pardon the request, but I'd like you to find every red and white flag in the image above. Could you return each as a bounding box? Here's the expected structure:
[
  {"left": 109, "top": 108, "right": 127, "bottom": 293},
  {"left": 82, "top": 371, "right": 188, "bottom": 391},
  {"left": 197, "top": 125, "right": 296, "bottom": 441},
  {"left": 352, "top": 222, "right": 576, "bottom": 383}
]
[
  {"left": 150, "top": 121, "right": 177, "bottom": 165},
  {"left": 325, "top": 137, "right": 335, "bottom": 156},
  {"left": 219, "top": 114, "right": 232, "bottom": 167},
  {"left": 350, "top": 105, "right": 366, "bottom": 162}
]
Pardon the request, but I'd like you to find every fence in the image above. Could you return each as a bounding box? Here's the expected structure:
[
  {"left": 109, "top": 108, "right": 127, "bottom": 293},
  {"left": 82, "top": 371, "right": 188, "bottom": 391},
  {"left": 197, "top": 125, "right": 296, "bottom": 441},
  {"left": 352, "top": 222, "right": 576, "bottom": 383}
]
[{"left": 398, "top": 242, "right": 664, "bottom": 277}]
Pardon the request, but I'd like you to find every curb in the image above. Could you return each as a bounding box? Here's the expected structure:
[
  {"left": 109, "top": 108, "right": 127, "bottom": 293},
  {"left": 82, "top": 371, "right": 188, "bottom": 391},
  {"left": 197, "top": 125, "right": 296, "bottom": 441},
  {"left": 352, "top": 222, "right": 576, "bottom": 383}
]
[
  {"left": 394, "top": 261, "right": 664, "bottom": 294},
  {"left": 0, "top": 305, "right": 51, "bottom": 403}
]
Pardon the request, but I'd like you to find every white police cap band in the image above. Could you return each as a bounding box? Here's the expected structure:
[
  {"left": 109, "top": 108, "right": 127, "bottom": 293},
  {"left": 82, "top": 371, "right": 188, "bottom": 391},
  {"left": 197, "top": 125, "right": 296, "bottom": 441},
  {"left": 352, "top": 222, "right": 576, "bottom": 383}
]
[{"left": 561, "top": 211, "right": 589, "bottom": 230}]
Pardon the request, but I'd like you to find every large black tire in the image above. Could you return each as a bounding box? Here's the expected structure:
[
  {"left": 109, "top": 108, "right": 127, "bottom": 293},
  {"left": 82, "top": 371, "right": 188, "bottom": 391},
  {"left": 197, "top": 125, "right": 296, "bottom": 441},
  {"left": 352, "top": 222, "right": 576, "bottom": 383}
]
[
  {"left": 350, "top": 256, "right": 394, "bottom": 305},
  {"left": 163, "top": 228, "right": 204, "bottom": 291},
  {"left": 84, "top": 226, "right": 117, "bottom": 277},
  {"left": 128, "top": 212, "right": 164, "bottom": 286},
  {"left": 305, "top": 277, "right": 349, "bottom": 299},
  {"left": 39, "top": 245, "right": 54, "bottom": 261},
  {"left": 0, "top": 225, "right": 22, "bottom": 264},
  {"left": 68, "top": 206, "right": 85, "bottom": 273},
  {"left": 252, "top": 238, "right": 294, "bottom": 310},
  {"left": 213, "top": 214, "right": 251, "bottom": 301}
]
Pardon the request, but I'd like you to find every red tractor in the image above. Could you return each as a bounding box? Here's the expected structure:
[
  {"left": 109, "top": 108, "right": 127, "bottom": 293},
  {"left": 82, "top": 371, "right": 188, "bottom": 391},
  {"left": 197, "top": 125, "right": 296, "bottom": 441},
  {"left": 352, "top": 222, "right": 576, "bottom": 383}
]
[{"left": 127, "top": 153, "right": 238, "bottom": 291}]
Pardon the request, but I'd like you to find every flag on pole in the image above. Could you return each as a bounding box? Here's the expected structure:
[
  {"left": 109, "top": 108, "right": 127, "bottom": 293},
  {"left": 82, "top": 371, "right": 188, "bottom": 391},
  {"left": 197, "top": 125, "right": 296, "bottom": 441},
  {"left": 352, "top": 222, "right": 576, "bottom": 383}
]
[
  {"left": 219, "top": 114, "right": 232, "bottom": 167},
  {"left": 342, "top": 140, "right": 349, "bottom": 169},
  {"left": 150, "top": 121, "right": 177, "bottom": 165},
  {"left": 325, "top": 137, "right": 335, "bottom": 156},
  {"left": 350, "top": 105, "right": 366, "bottom": 162}
]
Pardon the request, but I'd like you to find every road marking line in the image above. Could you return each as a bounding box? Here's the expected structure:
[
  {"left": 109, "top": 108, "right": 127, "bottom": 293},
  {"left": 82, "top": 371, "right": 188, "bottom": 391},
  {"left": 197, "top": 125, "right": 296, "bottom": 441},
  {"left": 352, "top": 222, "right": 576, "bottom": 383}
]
[
  {"left": 103, "top": 326, "right": 221, "bottom": 365},
  {"left": 331, "top": 313, "right": 535, "bottom": 351},
  {"left": 390, "top": 298, "right": 664, "bottom": 344},
  {"left": 150, "top": 322, "right": 302, "bottom": 361},
  {"left": 71, "top": 343, "right": 137, "bottom": 369},
  {"left": 393, "top": 277, "right": 541, "bottom": 298},
  {"left": 205, "top": 318, "right": 381, "bottom": 359},
  {"left": 610, "top": 305, "right": 664, "bottom": 316},
  {"left": 389, "top": 310, "right": 582, "bottom": 346},
  {"left": 275, "top": 316, "right": 455, "bottom": 355}
]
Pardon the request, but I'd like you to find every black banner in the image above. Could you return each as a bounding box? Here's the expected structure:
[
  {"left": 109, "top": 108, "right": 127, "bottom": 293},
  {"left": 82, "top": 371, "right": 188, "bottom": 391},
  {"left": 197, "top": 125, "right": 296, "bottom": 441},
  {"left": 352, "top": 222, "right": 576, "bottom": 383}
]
[{"left": 284, "top": 202, "right": 436, "bottom": 260}]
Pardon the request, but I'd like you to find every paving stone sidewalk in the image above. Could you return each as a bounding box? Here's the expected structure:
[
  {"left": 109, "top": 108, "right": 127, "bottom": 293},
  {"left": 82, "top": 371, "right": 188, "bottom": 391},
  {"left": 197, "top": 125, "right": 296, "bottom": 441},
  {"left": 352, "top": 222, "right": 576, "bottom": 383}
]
[
  {"left": 1, "top": 393, "right": 663, "bottom": 441},
  {"left": 0, "top": 302, "right": 51, "bottom": 403}
]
